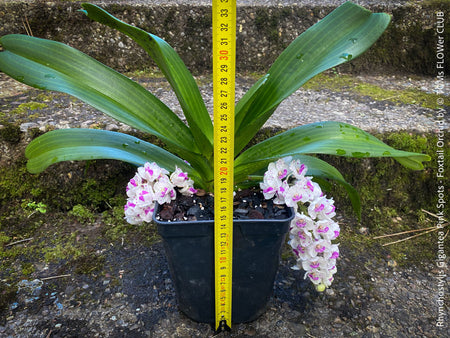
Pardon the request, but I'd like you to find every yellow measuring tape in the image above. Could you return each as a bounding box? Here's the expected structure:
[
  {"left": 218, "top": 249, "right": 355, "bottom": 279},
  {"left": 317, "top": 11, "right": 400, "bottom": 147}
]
[{"left": 213, "top": 0, "right": 236, "bottom": 332}]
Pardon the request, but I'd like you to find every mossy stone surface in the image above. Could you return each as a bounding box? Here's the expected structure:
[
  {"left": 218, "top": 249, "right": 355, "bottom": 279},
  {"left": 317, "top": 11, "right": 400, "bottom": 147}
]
[{"left": 0, "top": 1, "right": 447, "bottom": 75}]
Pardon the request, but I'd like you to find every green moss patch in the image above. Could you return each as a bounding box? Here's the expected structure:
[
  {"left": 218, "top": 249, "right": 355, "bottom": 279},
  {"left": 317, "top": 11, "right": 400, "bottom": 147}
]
[
  {"left": 0, "top": 123, "right": 22, "bottom": 143},
  {"left": 303, "top": 73, "right": 449, "bottom": 109},
  {"left": 11, "top": 102, "right": 48, "bottom": 115}
]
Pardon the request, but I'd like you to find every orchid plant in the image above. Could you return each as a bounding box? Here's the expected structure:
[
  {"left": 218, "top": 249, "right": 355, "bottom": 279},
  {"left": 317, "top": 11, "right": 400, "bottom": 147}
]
[
  {"left": 0, "top": 2, "right": 429, "bottom": 219},
  {"left": 125, "top": 158, "right": 340, "bottom": 290},
  {"left": 0, "top": 2, "right": 430, "bottom": 289}
]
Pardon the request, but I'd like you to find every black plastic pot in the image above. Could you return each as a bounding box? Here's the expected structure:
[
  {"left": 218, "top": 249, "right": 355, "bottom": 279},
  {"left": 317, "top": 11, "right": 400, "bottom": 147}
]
[{"left": 153, "top": 205, "right": 294, "bottom": 323}]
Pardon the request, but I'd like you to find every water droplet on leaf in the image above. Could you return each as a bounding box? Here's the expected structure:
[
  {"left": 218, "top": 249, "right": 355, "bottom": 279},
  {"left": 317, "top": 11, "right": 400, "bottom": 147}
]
[
  {"left": 122, "top": 143, "right": 129, "bottom": 148},
  {"left": 340, "top": 53, "right": 353, "bottom": 61},
  {"left": 349, "top": 38, "right": 357, "bottom": 44}
]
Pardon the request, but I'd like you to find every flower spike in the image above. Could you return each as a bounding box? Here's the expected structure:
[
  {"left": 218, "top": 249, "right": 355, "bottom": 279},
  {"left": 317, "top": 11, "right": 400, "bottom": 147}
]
[{"left": 261, "top": 158, "right": 340, "bottom": 290}]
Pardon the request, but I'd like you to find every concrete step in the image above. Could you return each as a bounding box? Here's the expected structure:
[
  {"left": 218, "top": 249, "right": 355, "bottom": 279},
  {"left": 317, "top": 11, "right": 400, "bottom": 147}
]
[{"left": 0, "top": 0, "right": 448, "bottom": 75}]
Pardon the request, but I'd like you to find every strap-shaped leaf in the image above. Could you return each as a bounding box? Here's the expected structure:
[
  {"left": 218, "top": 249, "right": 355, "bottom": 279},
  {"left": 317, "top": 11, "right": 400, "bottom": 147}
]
[
  {"left": 81, "top": 3, "right": 213, "bottom": 156},
  {"left": 234, "top": 2, "right": 391, "bottom": 154},
  {"left": 234, "top": 74, "right": 270, "bottom": 121},
  {"left": 25, "top": 129, "right": 205, "bottom": 187},
  {"left": 235, "top": 154, "right": 361, "bottom": 219},
  {"left": 0, "top": 34, "right": 198, "bottom": 156},
  {"left": 235, "top": 122, "right": 431, "bottom": 170}
]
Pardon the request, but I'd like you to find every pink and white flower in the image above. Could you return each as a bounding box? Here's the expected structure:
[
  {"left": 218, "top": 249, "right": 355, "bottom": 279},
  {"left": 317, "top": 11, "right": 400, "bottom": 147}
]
[
  {"left": 124, "top": 162, "right": 197, "bottom": 224},
  {"left": 138, "top": 162, "right": 168, "bottom": 182},
  {"left": 261, "top": 158, "right": 341, "bottom": 291},
  {"left": 308, "top": 196, "right": 336, "bottom": 220},
  {"left": 153, "top": 176, "right": 176, "bottom": 205}
]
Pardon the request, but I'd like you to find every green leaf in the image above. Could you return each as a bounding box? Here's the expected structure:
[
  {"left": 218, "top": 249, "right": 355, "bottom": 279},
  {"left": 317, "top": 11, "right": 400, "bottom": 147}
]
[
  {"left": 0, "top": 34, "right": 199, "bottom": 158},
  {"left": 234, "top": 2, "right": 391, "bottom": 155},
  {"left": 25, "top": 129, "right": 205, "bottom": 187},
  {"left": 81, "top": 3, "right": 213, "bottom": 156},
  {"left": 235, "top": 74, "right": 271, "bottom": 128},
  {"left": 235, "top": 122, "right": 431, "bottom": 170}
]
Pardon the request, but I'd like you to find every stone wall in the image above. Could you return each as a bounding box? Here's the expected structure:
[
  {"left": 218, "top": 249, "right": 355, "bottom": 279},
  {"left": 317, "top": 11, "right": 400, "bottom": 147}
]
[{"left": 0, "top": 0, "right": 448, "bottom": 75}]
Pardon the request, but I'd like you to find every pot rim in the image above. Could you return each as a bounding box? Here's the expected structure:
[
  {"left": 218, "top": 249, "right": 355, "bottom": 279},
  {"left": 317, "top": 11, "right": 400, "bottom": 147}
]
[{"left": 152, "top": 202, "right": 295, "bottom": 227}]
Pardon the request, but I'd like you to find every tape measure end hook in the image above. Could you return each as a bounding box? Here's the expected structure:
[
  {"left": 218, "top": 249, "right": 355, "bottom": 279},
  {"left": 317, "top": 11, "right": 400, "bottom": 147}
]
[{"left": 214, "top": 319, "right": 232, "bottom": 335}]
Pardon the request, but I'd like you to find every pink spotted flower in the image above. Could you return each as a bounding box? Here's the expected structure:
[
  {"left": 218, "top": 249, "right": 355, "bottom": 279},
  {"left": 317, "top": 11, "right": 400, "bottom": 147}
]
[
  {"left": 261, "top": 158, "right": 341, "bottom": 291},
  {"left": 124, "top": 162, "right": 197, "bottom": 224}
]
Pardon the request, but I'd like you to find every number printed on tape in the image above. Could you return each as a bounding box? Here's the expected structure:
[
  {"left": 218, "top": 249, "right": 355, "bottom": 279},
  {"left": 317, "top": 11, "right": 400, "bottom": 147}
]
[{"left": 213, "top": 0, "right": 236, "bottom": 332}]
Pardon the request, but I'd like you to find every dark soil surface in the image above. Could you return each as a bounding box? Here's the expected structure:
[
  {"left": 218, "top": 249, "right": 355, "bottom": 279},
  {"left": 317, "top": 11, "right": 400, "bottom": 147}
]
[{"left": 156, "top": 188, "right": 289, "bottom": 222}]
